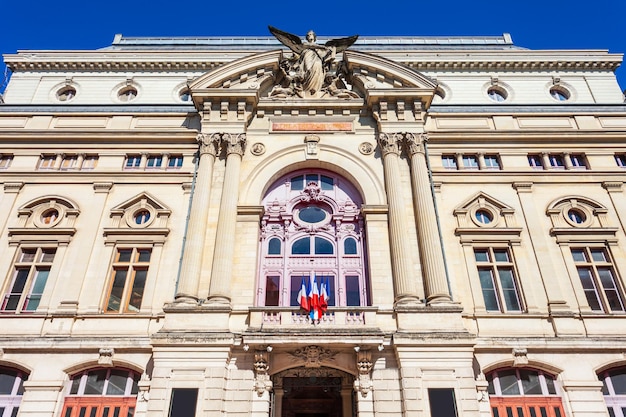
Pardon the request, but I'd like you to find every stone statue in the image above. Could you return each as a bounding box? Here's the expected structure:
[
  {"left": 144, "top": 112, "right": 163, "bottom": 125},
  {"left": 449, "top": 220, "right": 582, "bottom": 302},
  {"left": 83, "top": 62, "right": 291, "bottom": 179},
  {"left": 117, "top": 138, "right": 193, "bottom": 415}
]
[{"left": 268, "top": 26, "right": 360, "bottom": 99}]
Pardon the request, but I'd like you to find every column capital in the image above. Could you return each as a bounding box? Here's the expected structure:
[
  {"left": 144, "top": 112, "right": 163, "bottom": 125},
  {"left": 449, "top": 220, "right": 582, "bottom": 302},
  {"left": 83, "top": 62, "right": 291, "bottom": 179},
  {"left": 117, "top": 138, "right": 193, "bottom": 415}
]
[
  {"left": 377, "top": 132, "right": 403, "bottom": 156},
  {"left": 196, "top": 133, "right": 219, "bottom": 156},
  {"left": 224, "top": 133, "right": 247, "bottom": 156},
  {"left": 404, "top": 132, "right": 428, "bottom": 155}
]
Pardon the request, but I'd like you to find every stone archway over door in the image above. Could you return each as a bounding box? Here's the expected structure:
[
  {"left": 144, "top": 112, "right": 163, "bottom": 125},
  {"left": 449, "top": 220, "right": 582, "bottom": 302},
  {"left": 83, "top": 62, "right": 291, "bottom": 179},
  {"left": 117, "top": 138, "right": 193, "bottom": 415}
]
[{"left": 273, "top": 367, "right": 355, "bottom": 417}]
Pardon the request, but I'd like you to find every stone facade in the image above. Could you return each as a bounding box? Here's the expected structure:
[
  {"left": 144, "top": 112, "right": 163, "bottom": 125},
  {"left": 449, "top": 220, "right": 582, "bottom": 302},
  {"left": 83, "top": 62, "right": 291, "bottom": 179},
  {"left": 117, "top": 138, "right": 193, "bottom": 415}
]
[{"left": 0, "top": 32, "right": 625, "bottom": 417}]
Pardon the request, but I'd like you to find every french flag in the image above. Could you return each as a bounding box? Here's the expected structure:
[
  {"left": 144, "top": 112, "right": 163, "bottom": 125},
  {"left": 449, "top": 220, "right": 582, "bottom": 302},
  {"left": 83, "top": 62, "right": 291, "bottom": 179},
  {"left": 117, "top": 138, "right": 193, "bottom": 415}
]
[
  {"left": 297, "top": 277, "right": 309, "bottom": 311},
  {"left": 308, "top": 274, "right": 321, "bottom": 321},
  {"left": 319, "top": 276, "right": 329, "bottom": 312}
]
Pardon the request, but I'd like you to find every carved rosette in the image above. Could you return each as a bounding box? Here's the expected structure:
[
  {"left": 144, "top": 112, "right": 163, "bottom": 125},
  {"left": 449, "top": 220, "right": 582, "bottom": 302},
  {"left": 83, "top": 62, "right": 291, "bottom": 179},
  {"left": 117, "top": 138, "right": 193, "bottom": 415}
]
[
  {"left": 377, "top": 132, "right": 403, "bottom": 156},
  {"left": 253, "top": 349, "right": 273, "bottom": 397},
  {"left": 353, "top": 349, "right": 373, "bottom": 398},
  {"left": 196, "top": 133, "right": 219, "bottom": 156}
]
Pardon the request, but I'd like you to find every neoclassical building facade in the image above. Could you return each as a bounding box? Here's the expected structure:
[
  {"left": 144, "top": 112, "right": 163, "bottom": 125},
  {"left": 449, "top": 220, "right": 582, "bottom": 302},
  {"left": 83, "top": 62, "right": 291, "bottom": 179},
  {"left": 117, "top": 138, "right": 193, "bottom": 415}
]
[{"left": 1, "top": 31, "right": 626, "bottom": 417}]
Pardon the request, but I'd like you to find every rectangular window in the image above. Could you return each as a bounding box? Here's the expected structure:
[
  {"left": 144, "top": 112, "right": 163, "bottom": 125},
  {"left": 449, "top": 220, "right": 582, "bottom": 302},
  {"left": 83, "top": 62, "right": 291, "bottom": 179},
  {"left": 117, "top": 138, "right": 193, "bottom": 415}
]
[
  {"left": 528, "top": 155, "right": 543, "bottom": 169},
  {"left": 167, "top": 155, "right": 183, "bottom": 169},
  {"left": 462, "top": 155, "right": 479, "bottom": 169},
  {"left": 265, "top": 276, "right": 280, "bottom": 306},
  {"left": 428, "top": 388, "right": 458, "bottom": 417},
  {"left": 345, "top": 276, "right": 360, "bottom": 306},
  {"left": 125, "top": 155, "right": 142, "bottom": 169},
  {"left": 105, "top": 248, "right": 151, "bottom": 313},
  {"left": 39, "top": 155, "right": 57, "bottom": 170},
  {"left": 82, "top": 155, "right": 98, "bottom": 170},
  {"left": 442, "top": 155, "right": 457, "bottom": 169},
  {"left": 569, "top": 154, "right": 587, "bottom": 169},
  {"left": 2, "top": 247, "right": 56, "bottom": 312},
  {"left": 169, "top": 388, "right": 198, "bottom": 417},
  {"left": 484, "top": 155, "right": 501, "bottom": 169},
  {"left": 572, "top": 247, "right": 624, "bottom": 312},
  {"left": 0, "top": 154, "right": 13, "bottom": 169},
  {"left": 615, "top": 154, "right": 626, "bottom": 168},
  {"left": 548, "top": 154, "right": 565, "bottom": 169},
  {"left": 61, "top": 155, "right": 78, "bottom": 170},
  {"left": 475, "top": 248, "right": 522, "bottom": 312},
  {"left": 146, "top": 155, "right": 162, "bottom": 168}
]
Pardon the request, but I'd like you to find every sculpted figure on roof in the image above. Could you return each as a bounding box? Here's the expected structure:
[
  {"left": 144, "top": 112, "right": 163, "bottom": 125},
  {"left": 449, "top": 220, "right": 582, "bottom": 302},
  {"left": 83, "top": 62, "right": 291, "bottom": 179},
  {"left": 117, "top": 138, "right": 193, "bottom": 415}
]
[{"left": 268, "top": 26, "right": 360, "bottom": 99}]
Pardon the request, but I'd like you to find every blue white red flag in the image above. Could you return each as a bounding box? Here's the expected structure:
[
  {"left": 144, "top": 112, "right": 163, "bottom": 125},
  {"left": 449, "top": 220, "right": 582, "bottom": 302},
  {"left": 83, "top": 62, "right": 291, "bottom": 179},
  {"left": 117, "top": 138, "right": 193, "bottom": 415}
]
[
  {"left": 319, "top": 277, "right": 329, "bottom": 312},
  {"left": 308, "top": 274, "right": 320, "bottom": 321},
  {"left": 298, "top": 277, "right": 309, "bottom": 311}
]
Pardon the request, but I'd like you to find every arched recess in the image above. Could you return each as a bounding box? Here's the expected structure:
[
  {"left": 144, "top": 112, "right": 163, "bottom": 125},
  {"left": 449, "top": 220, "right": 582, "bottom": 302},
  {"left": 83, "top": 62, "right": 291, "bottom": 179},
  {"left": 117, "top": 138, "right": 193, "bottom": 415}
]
[
  {"left": 239, "top": 144, "right": 386, "bottom": 207},
  {"left": 271, "top": 366, "right": 355, "bottom": 417},
  {"left": 257, "top": 169, "right": 370, "bottom": 309}
]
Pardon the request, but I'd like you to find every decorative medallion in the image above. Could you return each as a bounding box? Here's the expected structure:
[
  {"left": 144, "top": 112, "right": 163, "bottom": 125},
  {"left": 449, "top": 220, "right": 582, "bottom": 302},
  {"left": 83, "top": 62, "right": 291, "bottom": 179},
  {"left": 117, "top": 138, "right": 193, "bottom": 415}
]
[
  {"left": 359, "top": 142, "right": 374, "bottom": 155},
  {"left": 251, "top": 142, "right": 266, "bottom": 156}
]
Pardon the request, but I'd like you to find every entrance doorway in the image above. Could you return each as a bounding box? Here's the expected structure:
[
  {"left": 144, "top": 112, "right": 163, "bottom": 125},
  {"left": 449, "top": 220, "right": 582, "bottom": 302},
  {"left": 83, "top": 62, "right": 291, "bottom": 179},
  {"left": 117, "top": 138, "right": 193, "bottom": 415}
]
[{"left": 272, "top": 368, "right": 355, "bottom": 417}]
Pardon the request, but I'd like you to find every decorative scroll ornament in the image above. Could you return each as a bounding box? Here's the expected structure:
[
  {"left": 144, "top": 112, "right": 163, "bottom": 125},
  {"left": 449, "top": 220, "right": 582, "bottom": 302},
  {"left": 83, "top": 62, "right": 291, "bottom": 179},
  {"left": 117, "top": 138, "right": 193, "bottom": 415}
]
[
  {"left": 404, "top": 133, "right": 428, "bottom": 156},
  {"left": 377, "top": 132, "right": 403, "bottom": 156},
  {"left": 196, "top": 133, "right": 219, "bottom": 156},
  {"left": 98, "top": 348, "right": 114, "bottom": 366},
  {"left": 513, "top": 347, "right": 529, "bottom": 366},
  {"left": 137, "top": 373, "right": 151, "bottom": 402},
  {"left": 253, "top": 348, "right": 273, "bottom": 397},
  {"left": 353, "top": 349, "right": 373, "bottom": 398},
  {"left": 268, "top": 26, "right": 360, "bottom": 99},
  {"left": 290, "top": 345, "right": 336, "bottom": 368}
]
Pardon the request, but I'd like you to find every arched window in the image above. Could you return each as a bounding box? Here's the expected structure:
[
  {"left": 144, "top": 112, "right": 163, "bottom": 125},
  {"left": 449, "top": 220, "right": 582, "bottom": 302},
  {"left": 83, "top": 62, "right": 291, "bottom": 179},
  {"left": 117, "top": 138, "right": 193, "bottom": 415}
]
[
  {"left": 61, "top": 368, "right": 139, "bottom": 417},
  {"left": 0, "top": 367, "right": 28, "bottom": 417},
  {"left": 258, "top": 170, "right": 369, "bottom": 307},
  {"left": 487, "top": 368, "right": 564, "bottom": 417},
  {"left": 599, "top": 366, "right": 626, "bottom": 417}
]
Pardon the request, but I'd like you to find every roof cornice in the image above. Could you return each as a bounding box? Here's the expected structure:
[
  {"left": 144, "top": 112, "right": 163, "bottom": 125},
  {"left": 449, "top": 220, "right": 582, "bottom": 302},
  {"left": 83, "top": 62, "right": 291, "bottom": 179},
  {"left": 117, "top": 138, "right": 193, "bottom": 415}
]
[{"left": 3, "top": 49, "right": 622, "bottom": 72}]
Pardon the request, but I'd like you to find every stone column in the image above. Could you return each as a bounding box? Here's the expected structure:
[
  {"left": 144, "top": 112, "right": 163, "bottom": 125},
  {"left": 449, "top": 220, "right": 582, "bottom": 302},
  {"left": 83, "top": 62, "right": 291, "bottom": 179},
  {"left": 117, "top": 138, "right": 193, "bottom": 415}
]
[
  {"left": 207, "top": 133, "right": 246, "bottom": 305},
  {"left": 174, "top": 133, "right": 219, "bottom": 303},
  {"left": 405, "top": 133, "right": 452, "bottom": 304},
  {"left": 377, "top": 132, "right": 421, "bottom": 305}
]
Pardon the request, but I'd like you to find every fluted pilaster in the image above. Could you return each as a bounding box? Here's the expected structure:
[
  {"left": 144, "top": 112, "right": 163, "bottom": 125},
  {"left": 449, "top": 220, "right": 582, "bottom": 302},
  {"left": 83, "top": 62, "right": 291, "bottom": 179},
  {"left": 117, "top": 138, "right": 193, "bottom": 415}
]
[
  {"left": 174, "top": 133, "right": 219, "bottom": 304},
  {"left": 207, "top": 133, "right": 246, "bottom": 305},
  {"left": 405, "top": 133, "right": 452, "bottom": 304},
  {"left": 377, "top": 132, "right": 421, "bottom": 306}
]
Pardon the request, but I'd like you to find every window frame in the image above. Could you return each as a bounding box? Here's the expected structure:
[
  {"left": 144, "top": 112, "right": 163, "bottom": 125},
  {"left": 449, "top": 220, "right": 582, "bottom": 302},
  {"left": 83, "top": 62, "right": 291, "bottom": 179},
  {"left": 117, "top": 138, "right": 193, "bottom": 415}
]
[
  {"left": 571, "top": 246, "right": 625, "bottom": 313},
  {"left": 104, "top": 248, "right": 152, "bottom": 314},
  {"left": 474, "top": 247, "right": 524, "bottom": 313},
  {"left": 0, "top": 154, "right": 13, "bottom": 169},
  {"left": 124, "top": 155, "right": 142, "bottom": 169},
  {"left": 600, "top": 367, "right": 626, "bottom": 417},
  {"left": 38, "top": 154, "right": 57, "bottom": 170},
  {"left": 1, "top": 247, "right": 57, "bottom": 313},
  {"left": 0, "top": 367, "right": 28, "bottom": 417}
]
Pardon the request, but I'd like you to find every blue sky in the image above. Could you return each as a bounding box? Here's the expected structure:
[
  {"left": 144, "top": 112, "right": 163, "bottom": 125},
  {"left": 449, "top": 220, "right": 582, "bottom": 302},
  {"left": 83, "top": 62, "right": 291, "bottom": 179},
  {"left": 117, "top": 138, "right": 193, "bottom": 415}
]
[{"left": 1, "top": 0, "right": 625, "bottom": 93}]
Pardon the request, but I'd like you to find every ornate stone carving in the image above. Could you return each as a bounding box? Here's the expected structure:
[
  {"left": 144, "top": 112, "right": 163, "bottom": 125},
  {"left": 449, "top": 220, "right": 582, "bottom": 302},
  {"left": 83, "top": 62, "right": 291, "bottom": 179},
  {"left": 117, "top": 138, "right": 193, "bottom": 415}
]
[
  {"left": 290, "top": 345, "right": 336, "bottom": 368},
  {"left": 404, "top": 132, "right": 428, "bottom": 155},
  {"left": 223, "top": 133, "right": 247, "bottom": 156},
  {"left": 137, "top": 373, "right": 151, "bottom": 402},
  {"left": 359, "top": 142, "right": 374, "bottom": 155},
  {"left": 250, "top": 142, "right": 266, "bottom": 156},
  {"left": 513, "top": 347, "right": 528, "bottom": 366},
  {"left": 377, "top": 132, "right": 403, "bottom": 156},
  {"left": 98, "top": 348, "right": 114, "bottom": 366},
  {"left": 253, "top": 348, "right": 273, "bottom": 397},
  {"left": 197, "top": 133, "right": 219, "bottom": 156},
  {"left": 268, "top": 26, "right": 359, "bottom": 99},
  {"left": 353, "top": 349, "right": 373, "bottom": 398}
]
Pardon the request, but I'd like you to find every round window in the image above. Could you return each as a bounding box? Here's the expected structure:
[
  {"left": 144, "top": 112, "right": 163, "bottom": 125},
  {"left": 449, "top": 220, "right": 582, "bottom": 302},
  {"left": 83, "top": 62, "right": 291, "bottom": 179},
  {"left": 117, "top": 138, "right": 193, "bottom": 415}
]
[
  {"left": 179, "top": 89, "right": 192, "bottom": 102},
  {"left": 56, "top": 86, "right": 76, "bottom": 102},
  {"left": 475, "top": 210, "right": 493, "bottom": 225},
  {"left": 487, "top": 87, "right": 507, "bottom": 102},
  {"left": 550, "top": 87, "right": 570, "bottom": 101},
  {"left": 134, "top": 210, "right": 151, "bottom": 225},
  {"left": 41, "top": 209, "right": 59, "bottom": 225},
  {"left": 568, "top": 209, "right": 586, "bottom": 224},
  {"left": 298, "top": 206, "right": 327, "bottom": 224},
  {"left": 118, "top": 87, "right": 138, "bottom": 102}
]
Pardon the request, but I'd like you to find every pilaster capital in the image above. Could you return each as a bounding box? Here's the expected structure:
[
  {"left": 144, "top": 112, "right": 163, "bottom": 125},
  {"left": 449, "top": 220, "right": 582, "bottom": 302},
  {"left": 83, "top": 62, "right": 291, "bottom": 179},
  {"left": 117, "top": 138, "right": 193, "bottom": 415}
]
[
  {"left": 196, "top": 133, "right": 219, "bottom": 156},
  {"left": 377, "top": 132, "right": 402, "bottom": 156},
  {"left": 404, "top": 132, "right": 428, "bottom": 155}
]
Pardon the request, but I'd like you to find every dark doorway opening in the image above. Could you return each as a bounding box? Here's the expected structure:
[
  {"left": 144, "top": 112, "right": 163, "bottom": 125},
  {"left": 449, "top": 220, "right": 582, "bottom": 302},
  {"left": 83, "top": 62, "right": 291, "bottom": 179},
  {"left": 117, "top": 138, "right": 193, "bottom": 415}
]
[{"left": 281, "top": 377, "right": 344, "bottom": 417}]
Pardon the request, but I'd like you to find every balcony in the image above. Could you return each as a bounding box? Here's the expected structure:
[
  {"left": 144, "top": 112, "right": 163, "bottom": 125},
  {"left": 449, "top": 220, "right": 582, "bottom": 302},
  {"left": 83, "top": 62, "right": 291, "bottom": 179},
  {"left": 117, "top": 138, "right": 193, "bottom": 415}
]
[{"left": 248, "top": 307, "right": 379, "bottom": 329}]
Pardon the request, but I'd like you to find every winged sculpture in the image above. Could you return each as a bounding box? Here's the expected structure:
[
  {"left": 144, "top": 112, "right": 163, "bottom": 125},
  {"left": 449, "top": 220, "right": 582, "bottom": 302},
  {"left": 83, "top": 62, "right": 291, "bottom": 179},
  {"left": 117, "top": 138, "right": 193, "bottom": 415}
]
[{"left": 268, "top": 26, "right": 360, "bottom": 98}]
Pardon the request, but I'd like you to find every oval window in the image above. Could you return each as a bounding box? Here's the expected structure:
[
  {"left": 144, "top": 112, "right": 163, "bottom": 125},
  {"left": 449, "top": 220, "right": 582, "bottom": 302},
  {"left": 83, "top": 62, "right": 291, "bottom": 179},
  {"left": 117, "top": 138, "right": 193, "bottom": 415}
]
[
  {"left": 475, "top": 210, "right": 493, "bottom": 225},
  {"left": 298, "top": 206, "right": 327, "bottom": 224},
  {"left": 41, "top": 209, "right": 59, "bottom": 225},
  {"left": 568, "top": 209, "right": 586, "bottom": 224},
  {"left": 134, "top": 210, "right": 151, "bottom": 225}
]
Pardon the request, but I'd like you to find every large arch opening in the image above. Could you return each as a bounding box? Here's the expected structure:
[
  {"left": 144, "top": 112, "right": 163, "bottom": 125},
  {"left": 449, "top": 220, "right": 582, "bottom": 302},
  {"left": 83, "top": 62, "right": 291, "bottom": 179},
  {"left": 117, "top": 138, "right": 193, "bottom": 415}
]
[
  {"left": 272, "top": 366, "right": 355, "bottom": 417},
  {"left": 257, "top": 169, "right": 369, "bottom": 309}
]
